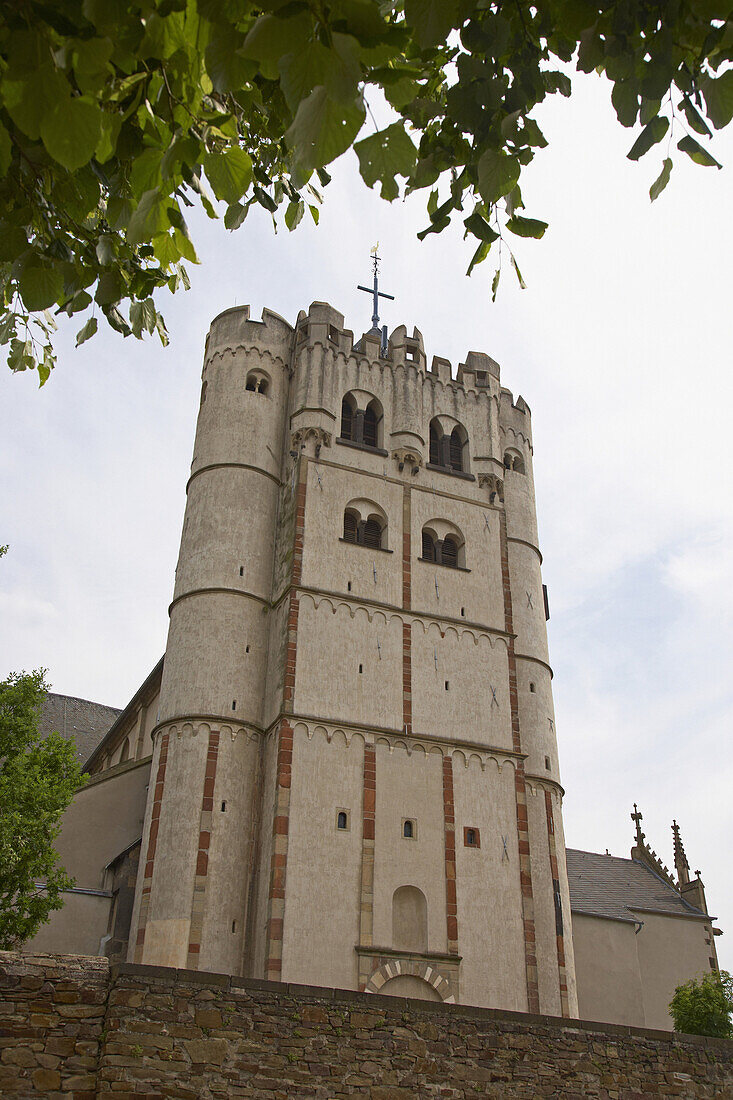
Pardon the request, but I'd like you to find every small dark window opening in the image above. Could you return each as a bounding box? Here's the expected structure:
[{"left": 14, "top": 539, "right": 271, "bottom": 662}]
[
  {"left": 343, "top": 511, "right": 358, "bottom": 543},
  {"left": 231, "top": 920, "right": 237, "bottom": 933},
  {"left": 464, "top": 826, "right": 480, "bottom": 847},
  {"left": 363, "top": 516, "right": 383, "bottom": 549},
  {"left": 221, "top": 801, "right": 227, "bottom": 812},
  {"left": 545, "top": 756, "right": 551, "bottom": 770},
  {"left": 232, "top": 700, "right": 236, "bottom": 711},
  {"left": 341, "top": 396, "right": 355, "bottom": 441},
  {"left": 245, "top": 645, "right": 250, "bottom": 654},
  {"left": 328, "top": 324, "right": 339, "bottom": 344},
  {"left": 429, "top": 422, "right": 442, "bottom": 466},
  {"left": 257, "top": 378, "right": 268, "bottom": 395},
  {"left": 337, "top": 811, "right": 348, "bottom": 830},
  {"left": 449, "top": 428, "right": 464, "bottom": 472},
  {"left": 358, "top": 664, "right": 363, "bottom": 674},
  {"left": 422, "top": 530, "right": 437, "bottom": 562},
  {"left": 476, "top": 371, "right": 487, "bottom": 386},
  {"left": 347, "top": 580, "right": 352, "bottom": 592},
  {"left": 403, "top": 819, "right": 414, "bottom": 839},
  {"left": 461, "top": 607, "right": 465, "bottom": 617},
  {"left": 529, "top": 682, "right": 536, "bottom": 693},
  {"left": 405, "top": 347, "right": 416, "bottom": 361},
  {"left": 442, "top": 536, "right": 459, "bottom": 569},
  {"left": 445, "top": 681, "right": 450, "bottom": 691},
  {"left": 363, "top": 403, "right": 379, "bottom": 448},
  {"left": 239, "top": 566, "right": 244, "bottom": 576},
  {"left": 246, "top": 376, "right": 257, "bottom": 392}
]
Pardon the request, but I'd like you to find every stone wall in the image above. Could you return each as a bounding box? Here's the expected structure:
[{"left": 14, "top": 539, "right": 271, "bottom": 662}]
[{"left": 1, "top": 952, "right": 732, "bottom": 1098}]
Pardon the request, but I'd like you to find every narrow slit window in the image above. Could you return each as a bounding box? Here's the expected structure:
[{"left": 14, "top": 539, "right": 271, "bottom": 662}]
[
  {"left": 232, "top": 700, "right": 236, "bottom": 711},
  {"left": 403, "top": 819, "right": 415, "bottom": 839},
  {"left": 221, "top": 801, "right": 227, "bottom": 812},
  {"left": 529, "top": 682, "right": 536, "bottom": 693}
]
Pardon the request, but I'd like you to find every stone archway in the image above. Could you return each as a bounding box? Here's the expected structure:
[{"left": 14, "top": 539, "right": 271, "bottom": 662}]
[
  {"left": 380, "top": 975, "right": 442, "bottom": 1001},
  {"left": 364, "top": 959, "right": 455, "bottom": 1003}
]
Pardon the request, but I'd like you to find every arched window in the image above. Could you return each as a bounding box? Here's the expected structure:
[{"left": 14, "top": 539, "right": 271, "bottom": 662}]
[
  {"left": 392, "top": 885, "right": 427, "bottom": 952},
  {"left": 337, "top": 811, "right": 348, "bottom": 830},
  {"left": 341, "top": 394, "right": 355, "bottom": 440},
  {"left": 246, "top": 371, "right": 268, "bottom": 394},
  {"left": 503, "top": 449, "right": 525, "bottom": 474},
  {"left": 441, "top": 536, "right": 459, "bottom": 569},
  {"left": 449, "top": 427, "right": 464, "bottom": 472},
  {"left": 343, "top": 511, "right": 358, "bottom": 543},
  {"left": 363, "top": 401, "right": 379, "bottom": 448},
  {"left": 429, "top": 420, "right": 442, "bottom": 466},
  {"left": 421, "top": 530, "right": 437, "bottom": 562},
  {"left": 363, "top": 515, "right": 383, "bottom": 549},
  {"left": 403, "top": 819, "right": 414, "bottom": 839}
]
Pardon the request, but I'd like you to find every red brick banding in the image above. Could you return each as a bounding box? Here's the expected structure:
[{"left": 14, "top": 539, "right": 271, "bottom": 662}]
[
  {"left": 265, "top": 460, "right": 307, "bottom": 980},
  {"left": 186, "top": 730, "right": 221, "bottom": 968},
  {"left": 443, "top": 755, "right": 459, "bottom": 953},
  {"left": 133, "top": 732, "right": 170, "bottom": 961},
  {"left": 499, "top": 512, "right": 540, "bottom": 1014},
  {"left": 544, "top": 788, "right": 570, "bottom": 1017},
  {"left": 357, "top": 743, "right": 377, "bottom": 989}
]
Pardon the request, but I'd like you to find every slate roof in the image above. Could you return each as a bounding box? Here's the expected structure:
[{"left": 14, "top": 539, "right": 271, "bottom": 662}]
[
  {"left": 566, "top": 848, "right": 707, "bottom": 922},
  {"left": 38, "top": 693, "right": 121, "bottom": 766}
]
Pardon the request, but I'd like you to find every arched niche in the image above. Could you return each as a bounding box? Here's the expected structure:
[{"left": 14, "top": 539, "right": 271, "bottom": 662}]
[
  {"left": 392, "top": 885, "right": 428, "bottom": 953},
  {"left": 380, "top": 975, "right": 441, "bottom": 1001}
]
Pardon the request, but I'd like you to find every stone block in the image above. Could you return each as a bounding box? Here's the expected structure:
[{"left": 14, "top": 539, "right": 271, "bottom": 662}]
[
  {"left": 183, "top": 1037, "right": 229, "bottom": 1064},
  {"left": 32, "top": 1067, "right": 62, "bottom": 1090}
]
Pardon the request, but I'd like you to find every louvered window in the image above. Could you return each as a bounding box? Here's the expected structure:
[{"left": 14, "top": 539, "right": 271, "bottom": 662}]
[
  {"left": 442, "top": 536, "right": 458, "bottom": 569},
  {"left": 422, "top": 531, "right": 437, "bottom": 561},
  {"left": 343, "top": 512, "right": 358, "bottom": 543},
  {"left": 341, "top": 396, "right": 354, "bottom": 440},
  {"left": 449, "top": 429, "right": 463, "bottom": 472},
  {"left": 429, "top": 422, "right": 442, "bottom": 465},
  {"left": 363, "top": 403, "right": 378, "bottom": 447},
  {"left": 363, "top": 517, "right": 383, "bottom": 549}
]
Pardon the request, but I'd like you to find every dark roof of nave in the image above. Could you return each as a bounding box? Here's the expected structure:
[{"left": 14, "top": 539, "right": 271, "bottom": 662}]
[
  {"left": 566, "top": 848, "right": 707, "bottom": 922},
  {"left": 39, "top": 693, "right": 121, "bottom": 765}
]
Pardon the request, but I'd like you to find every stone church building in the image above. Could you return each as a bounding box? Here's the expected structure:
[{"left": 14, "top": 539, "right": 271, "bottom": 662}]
[{"left": 29, "top": 298, "right": 721, "bottom": 1030}]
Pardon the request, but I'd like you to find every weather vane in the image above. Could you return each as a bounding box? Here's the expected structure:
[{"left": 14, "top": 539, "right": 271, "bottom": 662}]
[{"left": 358, "top": 243, "right": 394, "bottom": 356}]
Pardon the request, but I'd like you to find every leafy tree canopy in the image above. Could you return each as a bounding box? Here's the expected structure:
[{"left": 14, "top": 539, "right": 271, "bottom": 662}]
[
  {"left": 1, "top": 0, "right": 731, "bottom": 383},
  {"left": 0, "top": 669, "right": 85, "bottom": 949},
  {"left": 670, "top": 970, "right": 733, "bottom": 1038}
]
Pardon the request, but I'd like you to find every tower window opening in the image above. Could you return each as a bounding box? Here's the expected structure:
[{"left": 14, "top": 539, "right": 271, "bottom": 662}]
[
  {"left": 245, "top": 645, "right": 250, "bottom": 654},
  {"left": 328, "top": 324, "right": 339, "bottom": 344},
  {"left": 441, "top": 536, "right": 459, "bottom": 569},
  {"left": 402, "top": 819, "right": 415, "bottom": 839},
  {"left": 221, "top": 801, "right": 227, "bottom": 812},
  {"left": 405, "top": 347, "right": 416, "bottom": 362},
  {"left": 429, "top": 421, "right": 443, "bottom": 466},
  {"left": 363, "top": 402, "right": 379, "bottom": 448},
  {"left": 246, "top": 371, "right": 269, "bottom": 395},
  {"left": 476, "top": 370, "right": 487, "bottom": 386},
  {"left": 232, "top": 700, "right": 236, "bottom": 710},
  {"left": 239, "top": 566, "right": 244, "bottom": 576},
  {"left": 461, "top": 607, "right": 465, "bottom": 617},
  {"left": 358, "top": 664, "right": 363, "bottom": 674},
  {"left": 464, "top": 827, "right": 480, "bottom": 848},
  {"left": 363, "top": 515, "right": 383, "bottom": 549},
  {"left": 343, "top": 511, "right": 358, "bottom": 543},
  {"left": 347, "top": 581, "right": 352, "bottom": 592},
  {"left": 340, "top": 394, "right": 356, "bottom": 440},
  {"left": 246, "top": 376, "right": 256, "bottom": 391},
  {"left": 529, "top": 682, "right": 536, "bottom": 693},
  {"left": 445, "top": 681, "right": 450, "bottom": 691},
  {"left": 231, "top": 920, "right": 237, "bottom": 933},
  {"left": 337, "top": 810, "right": 349, "bottom": 830},
  {"left": 422, "top": 530, "right": 437, "bottom": 562},
  {"left": 545, "top": 756, "right": 551, "bottom": 771},
  {"left": 503, "top": 450, "right": 525, "bottom": 474},
  {"left": 449, "top": 427, "right": 464, "bottom": 472}
]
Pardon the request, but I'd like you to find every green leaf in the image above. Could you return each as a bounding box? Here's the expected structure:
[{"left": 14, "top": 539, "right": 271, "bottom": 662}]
[
  {"left": 285, "top": 86, "right": 366, "bottom": 172},
  {"left": 19, "top": 265, "right": 63, "bottom": 311},
  {"left": 242, "top": 12, "right": 313, "bottom": 80},
  {"left": 510, "top": 254, "right": 527, "bottom": 290},
  {"left": 205, "top": 26, "right": 255, "bottom": 93},
  {"left": 95, "top": 110, "right": 121, "bottom": 164},
  {"left": 204, "top": 147, "right": 253, "bottom": 206},
  {"left": 491, "top": 266, "right": 501, "bottom": 302},
  {"left": 278, "top": 41, "right": 332, "bottom": 112},
  {"left": 649, "top": 158, "right": 673, "bottom": 202},
  {"left": 505, "top": 215, "right": 548, "bottom": 239},
  {"left": 626, "top": 115, "right": 669, "bottom": 161},
  {"left": 477, "top": 149, "right": 520, "bottom": 205},
  {"left": 700, "top": 71, "right": 733, "bottom": 130},
  {"left": 463, "top": 211, "right": 499, "bottom": 244},
  {"left": 127, "top": 188, "right": 168, "bottom": 245},
  {"left": 611, "top": 81, "right": 639, "bottom": 127},
  {"left": 309, "top": 204, "right": 319, "bottom": 225},
  {"left": 2, "top": 66, "right": 68, "bottom": 141},
  {"left": 354, "top": 122, "right": 417, "bottom": 201},
  {"left": 0, "top": 122, "right": 12, "bottom": 177},
  {"left": 285, "top": 200, "right": 304, "bottom": 231},
  {"left": 75, "top": 316, "right": 98, "bottom": 346},
  {"left": 681, "top": 96, "right": 711, "bottom": 137},
  {"left": 466, "top": 238, "right": 493, "bottom": 276},
  {"left": 677, "top": 135, "right": 721, "bottom": 169},
  {"left": 404, "top": 0, "right": 458, "bottom": 49},
  {"left": 130, "top": 148, "right": 164, "bottom": 195},
  {"left": 40, "top": 95, "right": 103, "bottom": 172}
]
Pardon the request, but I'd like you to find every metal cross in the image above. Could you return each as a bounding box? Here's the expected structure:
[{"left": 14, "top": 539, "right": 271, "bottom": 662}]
[
  {"left": 483, "top": 513, "right": 491, "bottom": 532},
  {"left": 526, "top": 591, "right": 534, "bottom": 609},
  {"left": 376, "top": 637, "right": 381, "bottom": 660},
  {"left": 490, "top": 685, "right": 499, "bottom": 707},
  {"left": 501, "top": 834, "right": 509, "bottom": 861},
  {"left": 357, "top": 245, "right": 395, "bottom": 353},
  {"left": 314, "top": 466, "right": 323, "bottom": 490},
  {"left": 434, "top": 576, "right": 440, "bottom": 600},
  {"left": 373, "top": 562, "right": 377, "bottom": 584},
  {"left": 433, "top": 647, "right": 438, "bottom": 671}
]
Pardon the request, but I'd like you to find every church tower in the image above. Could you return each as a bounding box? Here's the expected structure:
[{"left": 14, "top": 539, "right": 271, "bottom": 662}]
[{"left": 129, "top": 291, "right": 578, "bottom": 1016}]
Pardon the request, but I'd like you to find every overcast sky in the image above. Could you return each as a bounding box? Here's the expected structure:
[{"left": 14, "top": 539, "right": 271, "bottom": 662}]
[{"left": 2, "top": 72, "right": 731, "bottom": 971}]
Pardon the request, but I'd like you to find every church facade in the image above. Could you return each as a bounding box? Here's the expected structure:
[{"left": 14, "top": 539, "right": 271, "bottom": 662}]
[{"left": 27, "top": 298, "right": 721, "bottom": 1029}]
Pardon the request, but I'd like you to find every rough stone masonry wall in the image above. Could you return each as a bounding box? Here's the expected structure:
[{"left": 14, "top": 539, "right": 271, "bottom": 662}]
[{"left": 1, "top": 953, "right": 733, "bottom": 1099}]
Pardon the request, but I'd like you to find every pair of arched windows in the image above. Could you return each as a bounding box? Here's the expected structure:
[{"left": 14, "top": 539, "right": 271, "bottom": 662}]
[
  {"left": 341, "top": 394, "right": 382, "bottom": 449},
  {"left": 503, "top": 449, "right": 525, "bottom": 474},
  {"left": 421, "top": 527, "right": 464, "bottom": 569},
  {"left": 343, "top": 509, "right": 385, "bottom": 550},
  {"left": 429, "top": 420, "right": 467, "bottom": 473},
  {"left": 245, "top": 371, "right": 269, "bottom": 395}
]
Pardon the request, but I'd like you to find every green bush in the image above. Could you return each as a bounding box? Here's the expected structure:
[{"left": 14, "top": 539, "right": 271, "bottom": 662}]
[{"left": 669, "top": 971, "right": 733, "bottom": 1039}]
